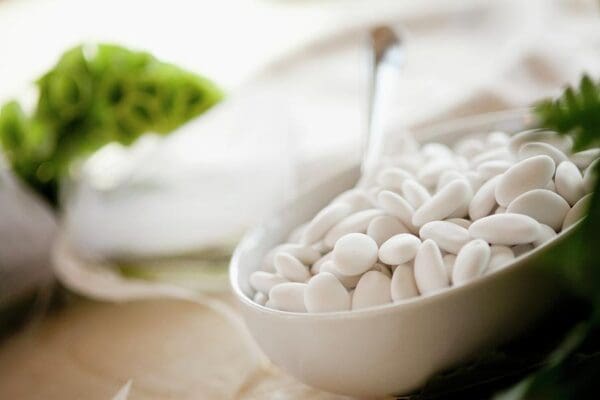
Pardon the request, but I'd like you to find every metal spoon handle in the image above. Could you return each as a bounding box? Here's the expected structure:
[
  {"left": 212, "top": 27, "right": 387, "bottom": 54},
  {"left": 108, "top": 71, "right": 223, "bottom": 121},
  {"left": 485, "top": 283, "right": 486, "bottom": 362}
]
[{"left": 362, "top": 26, "right": 405, "bottom": 175}]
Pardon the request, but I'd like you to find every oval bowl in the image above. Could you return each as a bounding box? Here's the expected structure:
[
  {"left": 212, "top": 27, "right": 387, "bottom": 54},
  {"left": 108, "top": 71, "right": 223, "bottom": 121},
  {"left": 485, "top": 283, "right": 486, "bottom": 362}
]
[{"left": 229, "top": 109, "right": 576, "bottom": 397}]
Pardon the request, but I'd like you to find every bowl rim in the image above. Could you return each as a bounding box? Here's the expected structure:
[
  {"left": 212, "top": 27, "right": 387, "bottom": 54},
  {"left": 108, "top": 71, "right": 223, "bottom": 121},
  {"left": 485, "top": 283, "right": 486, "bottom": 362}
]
[{"left": 229, "top": 107, "right": 582, "bottom": 320}]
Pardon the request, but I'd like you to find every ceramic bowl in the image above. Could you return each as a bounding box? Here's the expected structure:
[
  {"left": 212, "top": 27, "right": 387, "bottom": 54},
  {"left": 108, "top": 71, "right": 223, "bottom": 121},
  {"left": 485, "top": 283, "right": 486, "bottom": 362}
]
[{"left": 229, "top": 109, "right": 574, "bottom": 397}]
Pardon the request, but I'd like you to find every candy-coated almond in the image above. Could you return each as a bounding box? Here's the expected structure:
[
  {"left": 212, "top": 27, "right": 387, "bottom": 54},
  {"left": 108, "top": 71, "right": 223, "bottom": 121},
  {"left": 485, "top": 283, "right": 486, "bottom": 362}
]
[
  {"left": 249, "top": 271, "right": 287, "bottom": 295},
  {"left": 324, "top": 209, "right": 384, "bottom": 248},
  {"left": 477, "top": 160, "right": 512, "bottom": 180},
  {"left": 452, "top": 239, "right": 491, "bottom": 286},
  {"left": 390, "top": 263, "right": 419, "bottom": 301},
  {"left": 508, "top": 129, "right": 572, "bottom": 154},
  {"left": 401, "top": 179, "right": 431, "bottom": 209},
  {"left": 412, "top": 180, "right": 472, "bottom": 227},
  {"left": 268, "top": 282, "right": 307, "bottom": 312},
  {"left": 352, "top": 271, "right": 392, "bottom": 310},
  {"left": 518, "top": 142, "right": 568, "bottom": 165},
  {"left": 555, "top": 161, "right": 585, "bottom": 206},
  {"left": 469, "top": 213, "right": 540, "bottom": 245},
  {"left": 414, "top": 239, "right": 449, "bottom": 295},
  {"left": 301, "top": 203, "right": 352, "bottom": 245},
  {"left": 367, "top": 215, "right": 409, "bottom": 246},
  {"left": 332, "top": 233, "right": 378, "bottom": 276},
  {"left": 495, "top": 155, "right": 555, "bottom": 207},
  {"left": 264, "top": 243, "right": 321, "bottom": 270},
  {"left": 253, "top": 292, "right": 267, "bottom": 306},
  {"left": 506, "top": 189, "right": 570, "bottom": 231},
  {"left": 321, "top": 261, "right": 362, "bottom": 289},
  {"left": 274, "top": 253, "right": 311, "bottom": 282},
  {"left": 570, "top": 148, "right": 600, "bottom": 169},
  {"left": 304, "top": 272, "right": 351, "bottom": 313},
  {"left": 533, "top": 224, "right": 557, "bottom": 247},
  {"left": 469, "top": 176, "right": 500, "bottom": 221},
  {"left": 377, "top": 190, "right": 418, "bottom": 233},
  {"left": 378, "top": 234, "right": 421, "bottom": 265},
  {"left": 419, "top": 221, "right": 470, "bottom": 254},
  {"left": 488, "top": 245, "right": 514, "bottom": 272},
  {"left": 562, "top": 194, "right": 591, "bottom": 230}
]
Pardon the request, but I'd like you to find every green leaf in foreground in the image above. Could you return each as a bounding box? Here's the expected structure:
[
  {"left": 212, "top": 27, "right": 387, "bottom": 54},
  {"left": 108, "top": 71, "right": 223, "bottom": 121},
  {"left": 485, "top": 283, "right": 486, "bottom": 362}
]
[
  {"left": 0, "top": 44, "right": 223, "bottom": 205},
  {"left": 496, "top": 74, "right": 600, "bottom": 399},
  {"left": 535, "top": 74, "right": 600, "bottom": 151}
]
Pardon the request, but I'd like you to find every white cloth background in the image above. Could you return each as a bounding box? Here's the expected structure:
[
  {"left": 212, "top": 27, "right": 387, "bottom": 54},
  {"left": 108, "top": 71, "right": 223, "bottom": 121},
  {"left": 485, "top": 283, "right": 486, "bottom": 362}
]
[{"left": 1, "top": 0, "right": 600, "bottom": 260}]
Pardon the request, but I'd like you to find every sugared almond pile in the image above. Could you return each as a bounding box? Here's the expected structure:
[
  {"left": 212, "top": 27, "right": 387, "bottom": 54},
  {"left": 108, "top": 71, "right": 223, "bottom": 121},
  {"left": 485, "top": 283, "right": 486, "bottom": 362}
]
[{"left": 249, "top": 130, "right": 598, "bottom": 313}]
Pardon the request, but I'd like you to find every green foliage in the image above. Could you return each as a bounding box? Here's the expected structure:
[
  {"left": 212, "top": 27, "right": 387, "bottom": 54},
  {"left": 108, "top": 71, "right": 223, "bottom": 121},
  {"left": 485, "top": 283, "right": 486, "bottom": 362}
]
[
  {"left": 497, "top": 74, "right": 600, "bottom": 399},
  {"left": 0, "top": 44, "right": 223, "bottom": 205},
  {"left": 535, "top": 74, "right": 600, "bottom": 151},
  {"left": 534, "top": 75, "right": 600, "bottom": 302}
]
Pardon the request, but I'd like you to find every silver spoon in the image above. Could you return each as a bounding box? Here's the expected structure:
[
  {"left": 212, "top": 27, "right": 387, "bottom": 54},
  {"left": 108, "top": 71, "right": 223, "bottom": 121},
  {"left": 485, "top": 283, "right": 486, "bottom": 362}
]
[{"left": 362, "top": 26, "right": 405, "bottom": 176}]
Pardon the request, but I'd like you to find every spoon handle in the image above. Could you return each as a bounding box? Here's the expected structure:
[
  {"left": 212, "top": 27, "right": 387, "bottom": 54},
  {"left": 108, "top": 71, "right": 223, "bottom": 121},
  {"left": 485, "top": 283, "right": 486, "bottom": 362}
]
[{"left": 362, "top": 26, "right": 405, "bottom": 176}]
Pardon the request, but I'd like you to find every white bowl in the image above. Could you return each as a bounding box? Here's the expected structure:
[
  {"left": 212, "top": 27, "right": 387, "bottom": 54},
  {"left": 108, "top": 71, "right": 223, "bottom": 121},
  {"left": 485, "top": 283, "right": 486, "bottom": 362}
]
[{"left": 229, "top": 109, "right": 572, "bottom": 397}]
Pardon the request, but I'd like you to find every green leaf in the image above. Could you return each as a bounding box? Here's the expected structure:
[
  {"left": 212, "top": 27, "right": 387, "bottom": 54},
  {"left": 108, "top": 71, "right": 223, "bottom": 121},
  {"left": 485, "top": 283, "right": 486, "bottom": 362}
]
[
  {"left": 499, "top": 75, "right": 600, "bottom": 399},
  {"left": 0, "top": 43, "right": 224, "bottom": 205},
  {"left": 534, "top": 74, "right": 600, "bottom": 151}
]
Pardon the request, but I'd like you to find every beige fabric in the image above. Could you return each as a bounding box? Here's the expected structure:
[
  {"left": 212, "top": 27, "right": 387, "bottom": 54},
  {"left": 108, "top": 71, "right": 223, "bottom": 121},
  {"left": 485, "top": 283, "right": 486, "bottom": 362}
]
[{"left": 0, "top": 299, "right": 351, "bottom": 400}]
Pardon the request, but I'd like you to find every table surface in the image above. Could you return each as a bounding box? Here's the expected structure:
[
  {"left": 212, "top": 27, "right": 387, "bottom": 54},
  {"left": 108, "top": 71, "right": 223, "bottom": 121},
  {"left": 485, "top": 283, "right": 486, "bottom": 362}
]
[{"left": 0, "top": 295, "right": 352, "bottom": 399}]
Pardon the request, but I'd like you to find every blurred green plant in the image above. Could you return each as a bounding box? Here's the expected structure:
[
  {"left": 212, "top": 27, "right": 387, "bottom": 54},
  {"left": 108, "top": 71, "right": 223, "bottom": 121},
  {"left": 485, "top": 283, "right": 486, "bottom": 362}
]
[
  {"left": 0, "top": 44, "right": 223, "bottom": 205},
  {"left": 535, "top": 75, "right": 600, "bottom": 151},
  {"left": 494, "top": 74, "right": 600, "bottom": 399}
]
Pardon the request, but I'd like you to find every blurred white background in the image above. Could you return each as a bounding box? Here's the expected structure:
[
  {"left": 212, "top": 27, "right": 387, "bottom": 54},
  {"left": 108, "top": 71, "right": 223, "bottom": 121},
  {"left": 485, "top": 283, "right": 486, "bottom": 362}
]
[
  {"left": 2, "top": 0, "right": 600, "bottom": 259},
  {"left": 0, "top": 0, "right": 456, "bottom": 97}
]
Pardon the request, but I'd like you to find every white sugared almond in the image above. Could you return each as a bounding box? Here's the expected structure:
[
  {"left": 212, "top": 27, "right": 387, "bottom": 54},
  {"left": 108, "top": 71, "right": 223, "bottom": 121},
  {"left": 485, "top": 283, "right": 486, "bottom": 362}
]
[
  {"left": 469, "top": 214, "right": 541, "bottom": 245},
  {"left": 452, "top": 239, "right": 491, "bottom": 286},
  {"left": 367, "top": 215, "right": 409, "bottom": 246},
  {"left": 488, "top": 245, "right": 514, "bottom": 272},
  {"left": 268, "top": 282, "right": 307, "bottom": 312},
  {"left": 506, "top": 189, "right": 570, "bottom": 231},
  {"left": 300, "top": 203, "right": 352, "bottom": 245},
  {"left": 305, "top": 272, "right": 351, "bottom": 313},
  {"left": 274, "top": 253, "right": 311, "bottom": 282},
  {"left": 324, "top": 209, "right": 384, "bottom": 248},
  {"left": 332, "top": 233, "right": 378, "bottom": 276},
  {"left": 412, "top": 179, "right": 472, "bottom": 227},
  {"left": 378, "top": 233, "right": 421, "bottom": 265},
  {"left": 419, "top": 221, "right": 470, "bottom": 254},
  {"left": 555, "top": 161, "right": 585, "bottom": 206},
  {"left": 377, "top": 190, "right": 418, "bottom": 233},
  {"left": 390, "top": 263, "right": 420, "bottom": 301},
  {"left": 562, "top": 193, "right": 591, "bottom": 230},
  {"left": 495, "top": 155, "right": 555, "bottom": 207},
  {"left": 414, "top": 239, "right": 449, "bottom": 295},
  {"left": 250, "top": 271, "right": 287, "bottom": 295},
  {"left": 402, "top": 179, "right": 431, "bottom": 209},
  {"left": 352, "top": 271, "right": 392, "bottom": 310}
]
